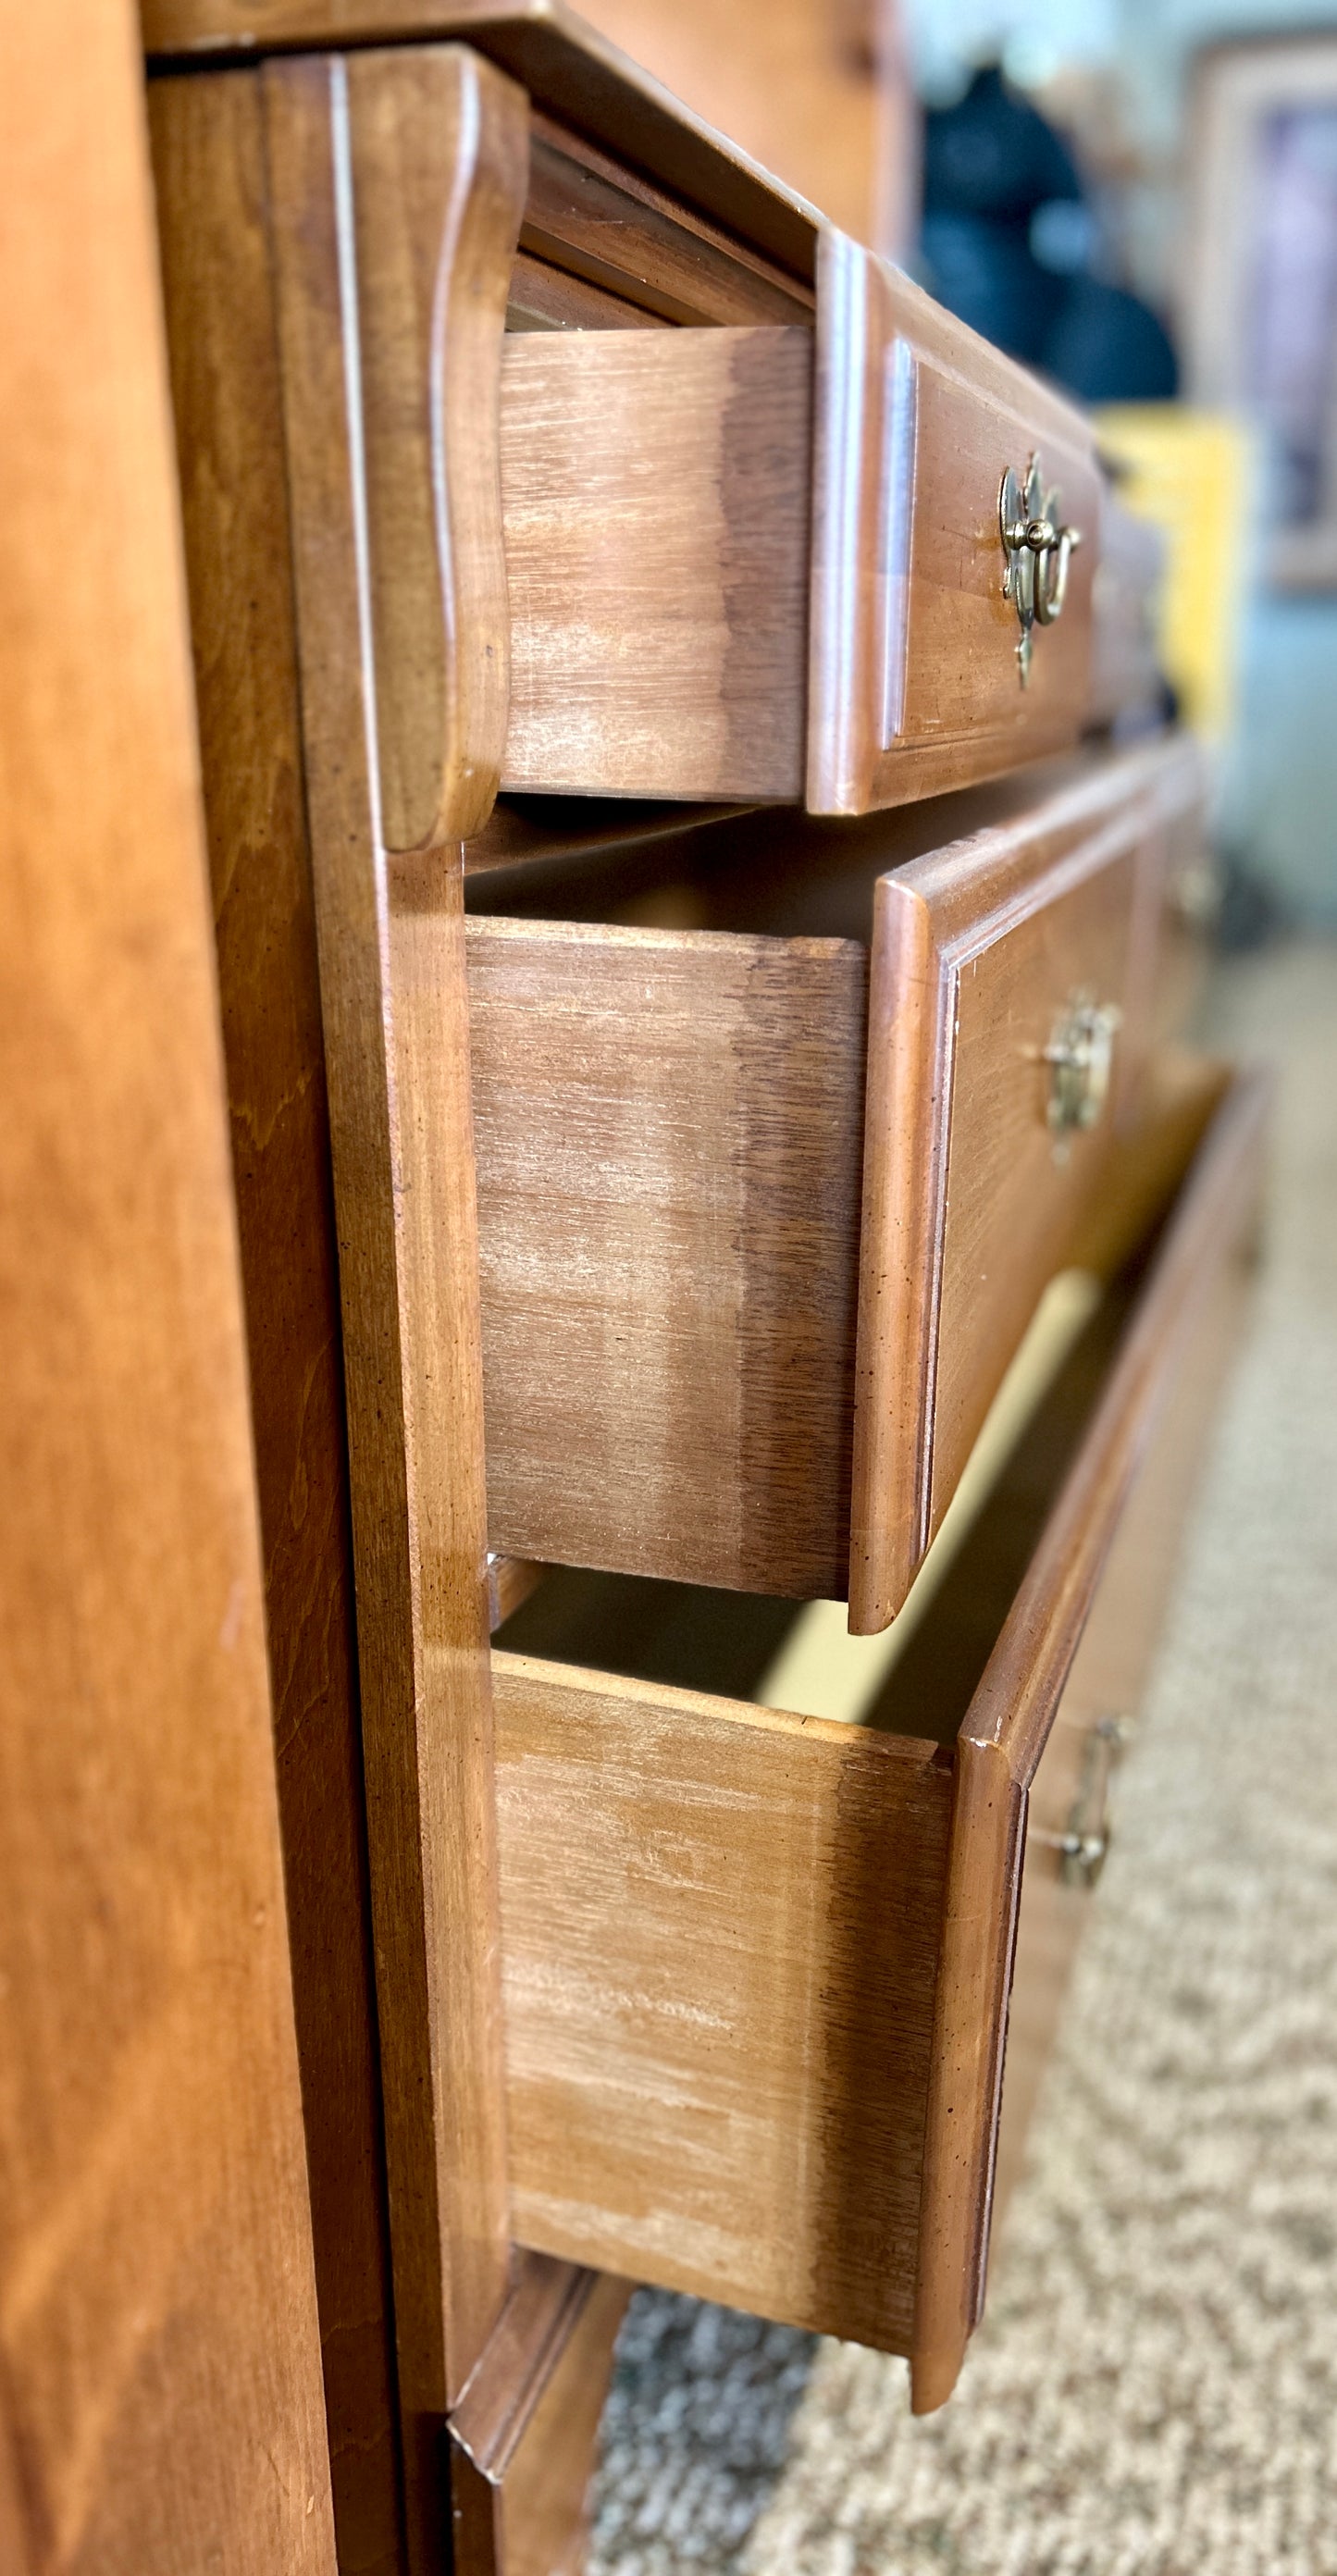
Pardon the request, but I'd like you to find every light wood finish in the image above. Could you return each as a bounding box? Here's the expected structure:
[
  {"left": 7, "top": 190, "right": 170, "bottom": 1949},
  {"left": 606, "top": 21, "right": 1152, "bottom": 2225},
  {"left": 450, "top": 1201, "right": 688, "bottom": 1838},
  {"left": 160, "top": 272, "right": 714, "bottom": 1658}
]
[
  {"left": 910, "top": 1069, "right": 1269, "bottom": 2411},
  {"left": 501, "top": 327, "right": 811, "bottom": 803},
  {"left": 466, "top": 737, "right": 1198, "bottom": 1616},
  {"left": 499, "top": 259, "right": 1108, "bottom": 809},
  {"left": 810, "top": 230, "right": 1101, "bottom": 815},
  {"left": 144, "top": 11, "right": 1146, "bottom": 824},
  {"left": 450, "top": 2255, "right": 631, "bottom": 2575},
  {"left": 262, "top": 47, "right": 523, "bottom": 2557},
  {"left": 149, "top": 70, "right": 402, "bottom": 2570},
  {"left": 488, "top": 1555, "right": 547, "bottom": 1630},
  {"left": 850, "top": 734, "right": 1203, "bottom": 1630},
  {"left": 993, "top": 1212, "right": 1252, "bottom": 2219},
  {"left": 0, "top": 5, "right": 335, "bottom": 2565},
  {"left": 508, "top": 247, "right": 664, "bottom": 331},
  {"left": 521, "top": 115, "right": 812, "bottom": 327},
  {"left": 349, "top": 46, "right": 528, "bottom": 846},
  {"left": 141, "top": 0, "right": 824, "bottom": 286},
  {"left": 490, "top": 1075, "right": 1265, "bottom": 2388},
  {"left": 496, "top": 1662, "right": 951, "bottom": 2347},
  {"left": 468, "top": 913, "right": 866, "bottom": 1597},
  {"left": 573, "top": 0, "right": 909, "bottom": 256}
]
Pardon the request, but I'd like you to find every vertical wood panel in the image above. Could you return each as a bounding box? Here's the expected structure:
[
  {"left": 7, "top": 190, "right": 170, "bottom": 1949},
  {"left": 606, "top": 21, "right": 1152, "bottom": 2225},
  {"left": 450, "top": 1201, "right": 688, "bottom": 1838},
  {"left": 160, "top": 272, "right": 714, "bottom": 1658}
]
[
  {"left": 0, "top": 6, "right": 336, "bottom": 2568},
  {"left": 261, "top": 47, "right": 526, "bottom": 2565},
  {"left": 148, "top": 70, "right": 403, "bottom": 2574}
]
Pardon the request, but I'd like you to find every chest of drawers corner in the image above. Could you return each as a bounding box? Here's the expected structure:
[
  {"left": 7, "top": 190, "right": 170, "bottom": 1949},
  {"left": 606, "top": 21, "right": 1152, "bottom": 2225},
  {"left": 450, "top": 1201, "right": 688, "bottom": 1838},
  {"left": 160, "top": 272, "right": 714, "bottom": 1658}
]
[{"left": 143, "top": 8, "right": 1258, "bottom": 2567}]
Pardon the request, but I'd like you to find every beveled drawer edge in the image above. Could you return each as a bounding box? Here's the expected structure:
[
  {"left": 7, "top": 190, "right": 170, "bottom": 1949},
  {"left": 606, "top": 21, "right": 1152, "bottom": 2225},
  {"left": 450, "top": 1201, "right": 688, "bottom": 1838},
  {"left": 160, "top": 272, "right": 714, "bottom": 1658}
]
[
  {"left": 848, "top": 732, "right": 1206, "bottom": 1637},
  {"left": 910, "top": 1066, "right": 1269, "bottom": 2417}
]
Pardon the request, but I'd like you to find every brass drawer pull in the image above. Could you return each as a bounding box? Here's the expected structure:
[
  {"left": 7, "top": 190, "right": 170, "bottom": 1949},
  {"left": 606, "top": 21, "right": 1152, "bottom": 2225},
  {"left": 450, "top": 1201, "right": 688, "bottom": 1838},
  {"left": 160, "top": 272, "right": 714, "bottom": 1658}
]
[
  {"left": 1035, "top": 1714, "right": 1133, "bottom": 1889},
  {"left": 1000, "top": 453, "right": 1083, "bottom": 685},
  {"left": 1044, "top": 991, "right": 1122, "bottom": 1149}
]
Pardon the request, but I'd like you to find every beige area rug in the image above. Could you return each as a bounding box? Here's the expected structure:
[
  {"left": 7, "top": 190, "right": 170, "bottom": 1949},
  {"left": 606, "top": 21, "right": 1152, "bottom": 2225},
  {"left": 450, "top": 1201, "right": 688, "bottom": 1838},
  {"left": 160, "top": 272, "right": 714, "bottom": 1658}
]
[{"left": 588, "top": 942, "right": 1337, "bottom": 2576}]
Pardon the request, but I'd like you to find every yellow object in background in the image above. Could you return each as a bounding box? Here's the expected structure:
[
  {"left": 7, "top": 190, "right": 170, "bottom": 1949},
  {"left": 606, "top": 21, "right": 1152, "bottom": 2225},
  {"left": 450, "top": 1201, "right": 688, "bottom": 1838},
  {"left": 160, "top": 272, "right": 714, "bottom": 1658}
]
[{"left": 1096, "top": 406, "right": 1253, "bottom": 743}]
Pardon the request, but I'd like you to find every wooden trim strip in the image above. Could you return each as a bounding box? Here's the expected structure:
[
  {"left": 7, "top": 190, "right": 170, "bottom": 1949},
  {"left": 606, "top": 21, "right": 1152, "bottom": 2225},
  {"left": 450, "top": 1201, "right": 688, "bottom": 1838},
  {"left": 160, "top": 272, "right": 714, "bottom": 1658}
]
[
  {"left": 972, "top": 1067, "right": 1269, "bottom": 1790},
  {"left": 451, "top": 2255, "right": 598, "bottom": 2478},
  {"left": 520, "top": 123, "right": 813, "bottom": 328},
  {"left": 140, "top": 0, "right": 823, "bottom": 285},
  {"left": 262, "top": 49, "right": 526, "bottom": 2564},
  {"left": 449, "top": 2254, "right": 631, "bottom": 2574},
  {"left": 342, "top": 43, "right": 528, "bottom": 846},
  {"left": 909, "top": 1068, "right": 1269, "bottom": 2412}
]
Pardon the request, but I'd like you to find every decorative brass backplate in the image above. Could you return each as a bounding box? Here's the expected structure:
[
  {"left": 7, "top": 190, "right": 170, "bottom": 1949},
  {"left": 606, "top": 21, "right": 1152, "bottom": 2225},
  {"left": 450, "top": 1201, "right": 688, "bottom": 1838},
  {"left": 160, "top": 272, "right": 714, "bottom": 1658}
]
[
  {"left": 1044, "top": 989, "right": 1121, "bottom": 1154},
  {"left": 999, "top": 453, "right": 1083, "bottom": 687}
]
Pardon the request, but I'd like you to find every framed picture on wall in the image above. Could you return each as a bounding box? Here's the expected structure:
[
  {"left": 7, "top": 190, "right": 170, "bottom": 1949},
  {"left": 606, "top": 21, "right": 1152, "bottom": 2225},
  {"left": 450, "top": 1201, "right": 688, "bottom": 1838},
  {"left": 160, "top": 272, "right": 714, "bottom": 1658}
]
[{"left": 1183, "top": 33, "right": 1337, "bottom": 588}]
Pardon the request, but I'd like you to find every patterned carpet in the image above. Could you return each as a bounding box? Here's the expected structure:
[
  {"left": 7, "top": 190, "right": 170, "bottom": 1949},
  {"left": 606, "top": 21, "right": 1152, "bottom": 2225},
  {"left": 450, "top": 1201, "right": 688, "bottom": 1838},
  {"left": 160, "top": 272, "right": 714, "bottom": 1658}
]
[{"left": 588, "top": 943, "right": 1337, "bottom": 2576}]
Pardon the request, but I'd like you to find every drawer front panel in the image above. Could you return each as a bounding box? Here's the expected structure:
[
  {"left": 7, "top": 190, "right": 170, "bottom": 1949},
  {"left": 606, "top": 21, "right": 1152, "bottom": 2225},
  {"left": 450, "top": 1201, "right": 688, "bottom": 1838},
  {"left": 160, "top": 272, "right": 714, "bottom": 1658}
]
[
  {"left": 850, "top": 736, "right": 1203, "bottom": 1632},
  {"left": 810, "top": 230, "right": 1101, "bottom": 816},
  {"left": 889, "top": 352, "right": 1099, "bottom": 753},
  {"left": 930, "top": 834, "right": 1141, "bottom": 1522},
  {"left": 992, "top": 1136, "right": 1258, "bottom": 2218}
]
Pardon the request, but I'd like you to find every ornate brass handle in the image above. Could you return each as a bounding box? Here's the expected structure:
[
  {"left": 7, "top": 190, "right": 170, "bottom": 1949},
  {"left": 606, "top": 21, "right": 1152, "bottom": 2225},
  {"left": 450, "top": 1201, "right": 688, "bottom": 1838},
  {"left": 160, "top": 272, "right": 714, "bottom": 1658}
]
[
  {"left": 1044, "top": 991, "right": 1121, "bottom": 1148},
  {"left": 999, "top": 454, "right": 1083, "bottom": 687}
]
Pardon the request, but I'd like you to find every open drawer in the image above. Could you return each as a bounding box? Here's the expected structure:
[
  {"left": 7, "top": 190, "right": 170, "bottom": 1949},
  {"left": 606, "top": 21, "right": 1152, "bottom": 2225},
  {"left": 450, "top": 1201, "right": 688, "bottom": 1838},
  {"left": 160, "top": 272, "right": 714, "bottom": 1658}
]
[
  {"left": 500, "top": 229, "right": 1102, "bottom": 812},
  {"left": 468, "top": 735, "right": 1202, "bottom": 1627},
  {"left": 489, "top": 1069, "right": 1267, "bottom": 2409}
]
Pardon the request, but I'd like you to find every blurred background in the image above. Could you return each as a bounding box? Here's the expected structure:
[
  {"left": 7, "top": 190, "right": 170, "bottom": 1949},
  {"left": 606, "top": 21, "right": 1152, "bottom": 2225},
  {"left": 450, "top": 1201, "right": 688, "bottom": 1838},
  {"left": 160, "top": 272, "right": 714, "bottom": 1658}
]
[{"left": 581, "top": 0, "right": 1337, "bottom": 938}]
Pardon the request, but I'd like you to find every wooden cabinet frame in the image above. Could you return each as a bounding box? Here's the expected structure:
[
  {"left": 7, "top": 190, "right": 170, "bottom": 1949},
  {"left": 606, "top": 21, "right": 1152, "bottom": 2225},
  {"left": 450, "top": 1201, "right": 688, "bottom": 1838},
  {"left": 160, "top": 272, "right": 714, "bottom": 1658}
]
[{"left": 151, "top": 38, "right": 627, "bottom": 2576}]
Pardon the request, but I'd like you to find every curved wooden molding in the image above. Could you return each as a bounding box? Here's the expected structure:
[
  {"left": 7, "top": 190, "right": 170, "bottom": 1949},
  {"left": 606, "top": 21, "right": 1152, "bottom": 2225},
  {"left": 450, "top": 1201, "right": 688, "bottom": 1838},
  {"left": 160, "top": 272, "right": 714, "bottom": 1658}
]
[
  {"left": 343, "top": 44, "right": 528, "bottom": 848},
  {"left": 261, "top": 49, "right": 528, "bottom": 2562}
]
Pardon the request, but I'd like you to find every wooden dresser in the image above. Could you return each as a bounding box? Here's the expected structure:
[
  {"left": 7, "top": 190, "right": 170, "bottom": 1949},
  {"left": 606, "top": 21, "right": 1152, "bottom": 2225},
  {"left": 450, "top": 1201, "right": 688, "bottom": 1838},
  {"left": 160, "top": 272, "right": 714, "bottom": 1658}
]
[{"left": 140, "top": 9, "right": 1263, "bottom": 2572}]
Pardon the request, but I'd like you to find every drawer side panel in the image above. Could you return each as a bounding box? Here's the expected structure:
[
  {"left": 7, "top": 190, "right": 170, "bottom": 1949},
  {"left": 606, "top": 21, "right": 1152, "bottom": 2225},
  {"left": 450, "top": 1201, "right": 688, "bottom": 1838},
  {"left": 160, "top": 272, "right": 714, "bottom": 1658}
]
[
  {"left": 468, "top": 916, "right": 866, "bottom": 1596},
  {"left": 494, "top": 1658, "right": 952, "bottom": 2350},
  {"left": 500, "top": 326, "right": 811, "bottom": 799}
]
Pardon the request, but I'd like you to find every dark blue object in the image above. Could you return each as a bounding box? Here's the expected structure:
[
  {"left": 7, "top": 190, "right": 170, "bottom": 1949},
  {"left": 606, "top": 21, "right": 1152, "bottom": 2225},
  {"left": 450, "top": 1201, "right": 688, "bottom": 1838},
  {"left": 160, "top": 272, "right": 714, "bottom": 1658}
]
[{"left": 920, "top": 65, "right": 1179, "bottom": 402}]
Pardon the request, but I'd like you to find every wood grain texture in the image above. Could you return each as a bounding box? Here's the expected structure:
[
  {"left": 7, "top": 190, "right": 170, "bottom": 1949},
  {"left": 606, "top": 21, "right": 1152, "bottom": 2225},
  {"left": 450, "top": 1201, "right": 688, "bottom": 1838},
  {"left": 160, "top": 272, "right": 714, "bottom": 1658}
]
[
  {"left": 470, "top": 741, "right": 1201, "bottom": 1615},
  {"left": 498, "top": 2275, "right": 630, "bottom": 2576},
  {"left": 494, "top": 1660, "right": 952, "bottom": 2350},
  {"left": 572, "top": 0, "right": 908, "bottom": 256},
  {"left": 993, "top": 1210, "right": 1253, "bottom": 2220},
  {"left": 345, "top": 44, "right": 528, "bottom": 846},
  {"left": 500, "top": 326, "right": 812, "bottom": 800},
  {"left": 148, "top": 69, "right": 402, "bottom": 2572},
  {"left": 849, "top": 733, "right": 1203, "bottom": 1632},
  {"left": 450, "top": 2254, "right": 631, "bottom": 2576},
  {"left": 508, "top": 246, "right": 666, "bottom": 331},
  {"left": 466, "top": 915, "right": 867, "bottom": 1596},
  {"left": 489, "top": 1071, "right": 1260, "bottom": 2393},
  {"left": 808, "top": 229, "right": 1101, "bottom": 815},
  {"left": 139, "top": 0, "right": 824, "bottom": 288},
  {"left": 0, "top": 6, "right": 335, "bottom": 2565},
  {"left": 910, "top": 1069, "right": 1269, "bottom": 2411},
  {"left": 521, "top": 118, "right": 812, "bottom": 326},
  {"left": 263, "top": 50, "right": 515, "bottom": 2559}
]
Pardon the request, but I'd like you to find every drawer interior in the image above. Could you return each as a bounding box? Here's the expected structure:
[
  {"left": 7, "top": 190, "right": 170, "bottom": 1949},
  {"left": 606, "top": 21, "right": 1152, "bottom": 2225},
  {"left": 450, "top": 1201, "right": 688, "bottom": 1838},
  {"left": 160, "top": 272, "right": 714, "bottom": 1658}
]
[
  {"left": 466, "top": 753, "right": 1096, "bottom": 935},
  {"left": 494, "top": 1254, "right": 1135, "bottom": 1749}
]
